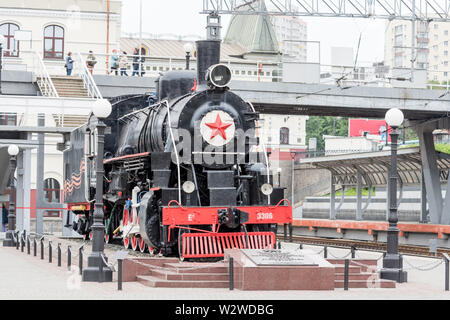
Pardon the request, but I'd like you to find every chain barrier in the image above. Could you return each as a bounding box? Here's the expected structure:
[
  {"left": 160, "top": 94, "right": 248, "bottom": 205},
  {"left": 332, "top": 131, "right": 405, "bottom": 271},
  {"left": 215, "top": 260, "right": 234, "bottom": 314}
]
[
  {"left": 128, "top": 256, "right": 227, "bottom": 272},
  {"left": 403, "top": 258, "right": 444, "bottom": 271},
  {"left": 100, "top": 253, "right": 117, "bottom": 272},
  {"left": 328, "top": 250, "right": 352, "bottom": 259}
]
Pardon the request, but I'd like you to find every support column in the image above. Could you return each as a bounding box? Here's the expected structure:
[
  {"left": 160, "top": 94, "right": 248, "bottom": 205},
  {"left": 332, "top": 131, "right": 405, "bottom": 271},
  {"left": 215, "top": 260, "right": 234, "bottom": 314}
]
[
  {"left": 418, "top": 129, "right": 443, "bottom": 224},
  {"left": 16, "top": 151, "right": 24, "bottom": 231},
  {"left": 441, "top": 177, "right": 450, "bottom": 224},
  {"left": 356, "top": 172, "right": 362, "bottom": 221},
  {"left": 420, "top": 170, "right": 428, "bottom": 223},
  {"left": 330, "top": 173, "right": 336, "bottom": 220},
  {"left": 23, "top": 144, "right": 31, "bottom": 233},
  {"left": 36, "top": 114, "right": 45, "bottom": 235}
]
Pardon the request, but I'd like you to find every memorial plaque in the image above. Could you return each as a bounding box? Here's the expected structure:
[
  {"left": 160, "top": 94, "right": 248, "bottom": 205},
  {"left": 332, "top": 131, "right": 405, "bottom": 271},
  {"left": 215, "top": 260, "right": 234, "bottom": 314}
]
[{"left": 242, "top": 249, "right": 318, "bottom": 266}]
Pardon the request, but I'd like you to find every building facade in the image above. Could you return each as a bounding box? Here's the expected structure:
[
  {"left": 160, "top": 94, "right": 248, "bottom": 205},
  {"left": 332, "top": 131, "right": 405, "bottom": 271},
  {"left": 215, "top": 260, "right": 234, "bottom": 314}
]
[
  {"left": 0, "top": 0, "right": 122, "bottom": 74},
  {"left": 385, "top": 19, "right": 450, "bottom": 83},
  {"left": 271, "top": 15, "right": 307, "bottom": 61}
]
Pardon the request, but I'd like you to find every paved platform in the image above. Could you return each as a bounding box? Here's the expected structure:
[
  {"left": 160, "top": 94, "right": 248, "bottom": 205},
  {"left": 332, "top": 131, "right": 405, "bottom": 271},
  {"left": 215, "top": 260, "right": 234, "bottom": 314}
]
[{"left": 0, "top": 237, "right": 450, "bottom": 299}]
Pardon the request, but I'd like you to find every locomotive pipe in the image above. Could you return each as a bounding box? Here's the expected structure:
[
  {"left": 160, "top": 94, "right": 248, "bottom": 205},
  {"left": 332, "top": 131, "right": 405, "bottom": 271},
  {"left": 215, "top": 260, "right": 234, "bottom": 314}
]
[{"left": 195, "top": 40, "right": 221, "bottom": 87}]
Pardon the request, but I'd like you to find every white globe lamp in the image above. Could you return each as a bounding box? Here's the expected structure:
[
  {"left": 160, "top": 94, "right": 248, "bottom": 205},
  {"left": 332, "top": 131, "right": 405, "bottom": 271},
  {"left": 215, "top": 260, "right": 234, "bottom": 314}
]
[
  {"left": 385, "top": 108, "right": 404, "bottom": 128},
  {"left": 92, "top": 99, "right": 112, "bottom": 119},
  {"left": 8, "top": 144, "right": 19, "bottom": 156},
  {"left": 183, "top": 42, "right": 194, "bottom": 54}
]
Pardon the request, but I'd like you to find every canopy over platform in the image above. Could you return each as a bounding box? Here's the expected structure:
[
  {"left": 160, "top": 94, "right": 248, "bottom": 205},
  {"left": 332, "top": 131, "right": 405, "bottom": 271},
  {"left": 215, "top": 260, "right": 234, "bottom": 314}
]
[{"left": 298, "top": 147, "right": 450, "bottom": 187}]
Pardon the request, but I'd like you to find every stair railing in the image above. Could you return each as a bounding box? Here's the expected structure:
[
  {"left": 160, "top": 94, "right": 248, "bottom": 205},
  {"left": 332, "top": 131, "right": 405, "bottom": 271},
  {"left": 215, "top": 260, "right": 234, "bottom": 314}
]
[
  {"left": 76, "top": 52, "right": 103, "bottom": 99},
  {"left": 32, "top": 51, "right": 59, "bottom": 98}
]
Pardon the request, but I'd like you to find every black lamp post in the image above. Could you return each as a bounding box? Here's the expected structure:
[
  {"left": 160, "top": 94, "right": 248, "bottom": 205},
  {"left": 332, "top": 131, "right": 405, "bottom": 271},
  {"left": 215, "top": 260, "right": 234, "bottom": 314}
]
[
  {"left": 277, "top": 167, "right": 282, "bottom": 187},
  {"left": 183, "top": 42, "right": 193, "bottom": 70},
  {"left": 82, "top": 99, "right": 113, "bottom": 282},
  {"left": 3, "top": 144, "right": 19, "bottom": 247},
  {"left": 0, "top": 34, "right": 5, "bottom": 95},
  {"left": 380, "top": 108, "right": 407, "bottom": 283}
]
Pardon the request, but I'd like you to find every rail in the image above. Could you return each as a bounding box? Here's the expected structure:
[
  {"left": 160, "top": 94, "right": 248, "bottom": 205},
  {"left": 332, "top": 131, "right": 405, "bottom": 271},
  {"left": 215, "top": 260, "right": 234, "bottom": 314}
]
[
  {"left": 31, "top": 51, "right": 59, "bottom": 98},
  {"left": 76, "top": 53, "right": 103, "bottom": 100}
]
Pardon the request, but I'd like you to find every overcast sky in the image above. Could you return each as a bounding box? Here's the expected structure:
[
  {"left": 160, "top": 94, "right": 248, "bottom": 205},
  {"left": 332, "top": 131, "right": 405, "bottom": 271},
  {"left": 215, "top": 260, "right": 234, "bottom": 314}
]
[{"left": 121, "top": 0, "right": 387, "bottom": 65}]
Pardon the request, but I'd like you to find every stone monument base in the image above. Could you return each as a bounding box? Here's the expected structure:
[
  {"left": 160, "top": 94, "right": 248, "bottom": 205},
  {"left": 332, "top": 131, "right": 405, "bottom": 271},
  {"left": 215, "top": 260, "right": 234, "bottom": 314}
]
[{"left": 224, "top": 248, "right": 335, "bottom": 290}]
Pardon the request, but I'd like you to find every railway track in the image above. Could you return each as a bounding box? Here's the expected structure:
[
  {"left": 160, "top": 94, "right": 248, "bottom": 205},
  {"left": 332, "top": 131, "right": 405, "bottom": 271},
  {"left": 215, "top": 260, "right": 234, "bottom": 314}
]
[{"left": 277, "top": 234, "right": 450, "bottom": 258}]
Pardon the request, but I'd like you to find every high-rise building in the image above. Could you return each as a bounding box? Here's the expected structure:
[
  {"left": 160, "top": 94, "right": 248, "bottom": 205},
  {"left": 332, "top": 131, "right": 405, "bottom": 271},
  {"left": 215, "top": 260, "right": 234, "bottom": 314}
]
[
  {"left": 271, "top": 15, "right": 307, "bottom": 61},
  {"left": 385, "top": 19, "right": 450, "bottom": 83}
]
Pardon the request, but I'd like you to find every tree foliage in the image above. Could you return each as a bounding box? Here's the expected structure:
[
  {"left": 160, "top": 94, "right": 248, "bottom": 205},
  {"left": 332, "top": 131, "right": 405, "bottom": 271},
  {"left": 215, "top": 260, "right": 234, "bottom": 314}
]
[{"left": 305, "top": 116, "right": 349, "bottom": 151}]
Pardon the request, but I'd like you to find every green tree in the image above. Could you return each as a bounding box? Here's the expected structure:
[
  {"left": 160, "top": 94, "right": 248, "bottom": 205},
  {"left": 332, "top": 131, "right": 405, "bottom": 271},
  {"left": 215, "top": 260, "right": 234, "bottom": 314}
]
[{"left": 305, "top": 116, "right": 349, "bottom": 151}]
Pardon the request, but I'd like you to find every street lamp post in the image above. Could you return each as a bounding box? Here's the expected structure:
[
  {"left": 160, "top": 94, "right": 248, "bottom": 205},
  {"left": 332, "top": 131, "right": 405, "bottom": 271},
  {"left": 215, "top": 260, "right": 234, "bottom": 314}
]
[
  {"left": 82, "top": 99, "right": 113, "bottom": 282},
  {"left": 184, "top": 42, "right": 194, "bottom": 70},
  {"left": 380, "top": 108, "right": 408, "bottom": 283},
  {"left": 0, "top": 34, "right": 5, "bottom": 95},
  {"left": 277, "top": 167, "right": 282, "bottom": 187},
  {"left": 3, "top": 144, "right": 19, "bottom": 247}
]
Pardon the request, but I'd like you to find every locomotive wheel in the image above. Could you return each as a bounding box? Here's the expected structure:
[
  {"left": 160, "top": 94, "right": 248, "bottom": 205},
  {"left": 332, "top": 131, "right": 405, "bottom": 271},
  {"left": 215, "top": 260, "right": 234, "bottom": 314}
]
[
  {"left": 123, "top": 237, "right": 130, "bottom": 249},
  {"left": 104, "top": 233, "right": 110, "bottom": 244},
  {"left": 89, "top": 232, "right": 93, "bottom": 241},
  {"left": 83, "top": 233, "right": 88, "bottom": 241},
  {"left": 131, "top": 235, "right": 138, "bottom": 251},
  {"left": 138, "top": 237, "right": 147, "bottom": 253}
]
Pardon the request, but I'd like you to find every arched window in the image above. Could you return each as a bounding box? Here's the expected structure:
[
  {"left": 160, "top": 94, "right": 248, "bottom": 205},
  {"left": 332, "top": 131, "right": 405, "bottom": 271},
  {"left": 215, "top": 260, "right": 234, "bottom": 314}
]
[
  {"left": 280, "top": 127, "right": 289, "bottom": 145},
  {"left": 44, "top": 178, "right": 60, "bottom": 203},
  {"left": 43, "top": 25, "right": 64, "bottom": 59},
  {"left": 0, "top": 23, "right": 20, "bottom": 57}
]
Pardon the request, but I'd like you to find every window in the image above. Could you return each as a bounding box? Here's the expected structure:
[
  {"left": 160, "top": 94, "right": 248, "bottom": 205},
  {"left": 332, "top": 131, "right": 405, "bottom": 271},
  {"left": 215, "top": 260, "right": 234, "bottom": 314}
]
[
  {"left": 434, "top": 34, "right": 438, "bottom": 40},
  {"left": 0, "top": 23, "right": 19, "bottom": 57},
  {"left": 0, "top": 113, "right": 17, "bottom": 125},
  {"left": 280, "top": 127, "right": 289, "bottom": 145},
  {"left": 43, "top": 25, "right": 64, "bottom": 59},
  {"left": 445, "top": 72, "right": 448, "bottom": 77},
  {"left": 445, "top": 50, "right": 449, "bottom": 56},
  {"left": 445, "top": 41, "right": 449, "bottom": 46},
  {"left": 434, "top": 24, "right": 439, "bottom": 29},
  {"left": 44, "top": 178, "right": 61, "bottom": 217},
  {"left": 446, "top": 30, "right": 449, "bottom": 36}
]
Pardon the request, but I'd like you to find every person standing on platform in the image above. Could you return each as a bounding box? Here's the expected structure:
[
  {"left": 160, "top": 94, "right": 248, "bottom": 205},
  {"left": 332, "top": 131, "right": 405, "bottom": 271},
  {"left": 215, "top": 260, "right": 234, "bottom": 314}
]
[
  {"left": 119, "top": 51, "right": 129, "bottom": 76},
  {"left": 1, "top": 203, "right": 8, "bottom": 232},
  {"left": 86, "top": 50, "right": 97, "bottom": 74},
  {"left": 65, "top": 52, "right": 74, "bottom": 76},
  {"left": 132, "top": 48, "right": 139, "bottom": 76},
  {"left": 110, "top": 49, "right": 119, "bottom": 75}
]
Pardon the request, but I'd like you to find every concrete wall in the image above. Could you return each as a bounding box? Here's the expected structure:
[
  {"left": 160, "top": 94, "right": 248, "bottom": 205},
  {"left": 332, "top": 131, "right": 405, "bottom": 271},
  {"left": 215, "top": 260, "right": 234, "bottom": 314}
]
[{"left": 1, "top": 70, "right": 39, "bottom": 96}]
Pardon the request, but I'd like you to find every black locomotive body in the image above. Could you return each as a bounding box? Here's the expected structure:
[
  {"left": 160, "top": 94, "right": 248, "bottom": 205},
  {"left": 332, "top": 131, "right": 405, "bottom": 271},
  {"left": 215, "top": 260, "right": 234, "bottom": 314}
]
[{"left": 63, "top": 40, "right": 292, "bottom": 259}]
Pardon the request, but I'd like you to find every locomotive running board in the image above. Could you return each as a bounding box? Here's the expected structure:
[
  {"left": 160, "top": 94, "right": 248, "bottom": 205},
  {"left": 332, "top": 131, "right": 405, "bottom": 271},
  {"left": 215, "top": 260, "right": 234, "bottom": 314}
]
[{"left": 180, "top": 231, "right": 275, "bottom": 259}]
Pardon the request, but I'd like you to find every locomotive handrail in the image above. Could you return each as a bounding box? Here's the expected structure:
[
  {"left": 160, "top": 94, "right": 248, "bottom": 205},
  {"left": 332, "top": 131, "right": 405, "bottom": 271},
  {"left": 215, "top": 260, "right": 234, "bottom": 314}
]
[
  {"left": 272, "top": 199, "right": 291, "bottom": 208},
  {"left": 167, "top": 200, "right": 185, "bottom": 209},
  {"left": 163, "top": 99, "right": 182, "bottom": 204}
]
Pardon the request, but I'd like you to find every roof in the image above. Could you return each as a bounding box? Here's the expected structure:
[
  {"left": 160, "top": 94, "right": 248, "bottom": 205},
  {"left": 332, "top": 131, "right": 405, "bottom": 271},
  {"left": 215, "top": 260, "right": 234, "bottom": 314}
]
[
  {"left": 223, "top": 0, "right": 279, "bottom": 54},
  {"left": 298, "top": 147, "right": 450, "bottom": 186},
  {"left": 120, "top": 38, "right": 247, "bottom": 62}
]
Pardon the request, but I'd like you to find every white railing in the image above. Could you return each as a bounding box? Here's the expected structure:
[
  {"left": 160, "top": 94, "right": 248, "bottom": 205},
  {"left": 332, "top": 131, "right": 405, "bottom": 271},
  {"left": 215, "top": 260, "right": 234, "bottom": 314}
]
[
  {"left": 75, "top": 53, "right": 103, "bottom": 100},
  {"left": 31, "top": 51, "right": 59, "bottom": 97}
]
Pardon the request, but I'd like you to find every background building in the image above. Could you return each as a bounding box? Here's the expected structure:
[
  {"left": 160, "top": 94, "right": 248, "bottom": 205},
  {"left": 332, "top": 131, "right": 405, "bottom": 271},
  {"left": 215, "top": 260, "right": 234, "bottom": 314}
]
[{"left": 271, "top": 15, "right": 307, "bottom": 61}]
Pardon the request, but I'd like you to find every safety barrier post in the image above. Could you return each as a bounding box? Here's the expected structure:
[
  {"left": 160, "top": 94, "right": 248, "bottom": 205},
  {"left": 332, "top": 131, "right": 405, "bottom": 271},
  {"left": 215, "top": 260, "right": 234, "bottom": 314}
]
[
  {"left": 283, "top": 224, "right": 287, "bottom": 241},
  {"left": 344, "top": 259, "right": 349, "bottom": 291},
  {"left": 324, "top": 246, "right": 328, "bottom": 259},
  {"left": 117, "top": 258, "right": 123, "bottom": 291},
  {"left": 16, "top": 232, "right": 19, "bottom": 250},
  {"left": 57, "top": 243, "right": 61, "bottom": 267},
  {"left": 48, "top": 241, "right": 52, "bottom": 263},
  {"left": 277, "top": 241, "right": 281, "bottom": 249},
  {"left": 27, "top": 236, "right": 30, "bottom": 255},
  {"left": 99, "top": 254, "right": 104, "bottom": 283},
  {"left": 33, "top": 238, "right": 37, "bottom": 256},
  {"left": 20, "top": 234, "right": 24, "bottom": 252},
  {"left": 229, "top": 257, "right": 234, "bottom": 291},
  {"left": 67, "top": 245, "right": 71, "bottom": 270},
  {"left": 40, "top": 238, "right": 44, "bottom": 260},
  {"left": 443, "top": 253, "right": 450, "bottom": 291},
  {"left": 289, "top": 223, "right": 293, "bottom": 242},
  {"left": 79, "top": 247, "right": 83, "bottom": 275},
  {"left": 351, "top": 245, "right": 356, "bottom": 258}
]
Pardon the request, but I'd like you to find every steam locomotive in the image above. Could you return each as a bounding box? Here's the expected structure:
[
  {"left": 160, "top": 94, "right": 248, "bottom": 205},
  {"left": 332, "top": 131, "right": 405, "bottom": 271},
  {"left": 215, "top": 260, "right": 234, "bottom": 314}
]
[{"left": 63, "top": 40, "right": 292, "bottom": 259}]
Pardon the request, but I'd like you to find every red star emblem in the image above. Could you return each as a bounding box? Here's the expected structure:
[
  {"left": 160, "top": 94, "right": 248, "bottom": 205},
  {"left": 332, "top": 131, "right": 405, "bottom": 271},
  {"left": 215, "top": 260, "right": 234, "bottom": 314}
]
[{"left": 205, "top": 114, "right": 232, "bottom": 140}]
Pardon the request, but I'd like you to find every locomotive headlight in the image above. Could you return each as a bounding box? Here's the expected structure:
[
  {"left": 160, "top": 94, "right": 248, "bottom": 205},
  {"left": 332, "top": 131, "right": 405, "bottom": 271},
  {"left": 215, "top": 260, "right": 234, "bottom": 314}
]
[
  {"left": 261, "top": 183, "right": 273, "bottom": 196},
  {"left": 182, "top": 181, "right": 195, "bottom": 194},
  {"left": 206, "top": 64, "right": 232, "bottom": 88}
]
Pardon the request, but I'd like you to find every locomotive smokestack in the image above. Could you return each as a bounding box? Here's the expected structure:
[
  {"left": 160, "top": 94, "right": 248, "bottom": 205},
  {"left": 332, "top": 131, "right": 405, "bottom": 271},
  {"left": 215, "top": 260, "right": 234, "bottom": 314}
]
[{"left": 195, "top": 40, "right": 221, "bottom": 87}]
